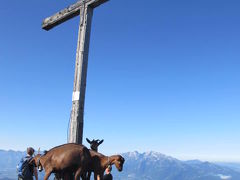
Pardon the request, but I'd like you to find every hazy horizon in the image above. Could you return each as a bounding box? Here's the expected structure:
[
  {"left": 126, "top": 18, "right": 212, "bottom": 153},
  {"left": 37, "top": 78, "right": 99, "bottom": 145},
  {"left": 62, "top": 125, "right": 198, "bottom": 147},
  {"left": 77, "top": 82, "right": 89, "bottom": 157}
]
[{"left": 1, "top": 147, "right": 239, "bottom": 163}]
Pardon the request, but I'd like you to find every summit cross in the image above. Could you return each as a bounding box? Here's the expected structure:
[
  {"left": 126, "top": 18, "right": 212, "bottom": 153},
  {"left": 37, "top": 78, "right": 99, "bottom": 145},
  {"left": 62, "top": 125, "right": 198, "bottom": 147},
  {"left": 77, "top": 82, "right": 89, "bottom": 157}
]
[{"left": 42, "top": 0, "right": 109, "bottom": 144}]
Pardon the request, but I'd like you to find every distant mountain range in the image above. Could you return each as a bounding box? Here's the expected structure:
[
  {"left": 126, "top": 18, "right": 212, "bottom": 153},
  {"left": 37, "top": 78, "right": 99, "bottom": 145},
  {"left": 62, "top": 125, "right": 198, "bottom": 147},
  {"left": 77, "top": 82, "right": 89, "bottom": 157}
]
[
  {"left": 113, "top": 151, "right": 240, "bottom": 180},
  {"left": 1, "top": 149, "right": 240, "bottom": 180}
]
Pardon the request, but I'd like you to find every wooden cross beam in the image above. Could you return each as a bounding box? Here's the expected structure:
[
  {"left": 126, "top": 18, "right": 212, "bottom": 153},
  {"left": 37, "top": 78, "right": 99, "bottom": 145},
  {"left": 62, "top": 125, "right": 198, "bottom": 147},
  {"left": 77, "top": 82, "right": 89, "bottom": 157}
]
[
  {"left": 42, "top": 0, "right": 109, "bottom": 144},
  {"left": 42, "top": 0, "right": 108, "bottom": 30}
]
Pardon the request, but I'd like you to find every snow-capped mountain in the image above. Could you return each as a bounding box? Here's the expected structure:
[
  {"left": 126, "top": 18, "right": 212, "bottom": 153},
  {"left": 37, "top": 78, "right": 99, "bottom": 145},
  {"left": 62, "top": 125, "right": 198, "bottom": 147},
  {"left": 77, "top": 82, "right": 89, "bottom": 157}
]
[{"left": 112, "top": 151, "right": 240, "bottom": 180}]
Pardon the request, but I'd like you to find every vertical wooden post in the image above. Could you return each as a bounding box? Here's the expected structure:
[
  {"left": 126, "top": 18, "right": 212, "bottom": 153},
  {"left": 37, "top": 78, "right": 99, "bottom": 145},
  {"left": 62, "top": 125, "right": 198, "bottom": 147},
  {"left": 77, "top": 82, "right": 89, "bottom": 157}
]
[
  {"left": 42, "top": 0, "right": 109, "bottom": 145},
  {"left": 68, "top": 5, "right": 93, "bottom": 144}
]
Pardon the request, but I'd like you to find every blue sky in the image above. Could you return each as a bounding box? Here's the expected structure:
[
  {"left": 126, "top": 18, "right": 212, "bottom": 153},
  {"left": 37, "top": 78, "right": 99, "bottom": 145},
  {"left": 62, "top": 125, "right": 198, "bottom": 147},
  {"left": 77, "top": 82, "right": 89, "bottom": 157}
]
[{"left": 0, "top": 0, "right": 240, "bottom": 162}]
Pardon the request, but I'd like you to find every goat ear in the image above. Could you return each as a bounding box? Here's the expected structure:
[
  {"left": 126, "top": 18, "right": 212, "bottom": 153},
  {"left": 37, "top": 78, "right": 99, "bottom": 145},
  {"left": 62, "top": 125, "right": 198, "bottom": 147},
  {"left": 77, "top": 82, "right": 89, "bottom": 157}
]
[
  {"left": 86, "top": 138, "right": 91, "bottom": 144},
  {"left": 98, "top": 139, "right": 104, "bottom": 145}
]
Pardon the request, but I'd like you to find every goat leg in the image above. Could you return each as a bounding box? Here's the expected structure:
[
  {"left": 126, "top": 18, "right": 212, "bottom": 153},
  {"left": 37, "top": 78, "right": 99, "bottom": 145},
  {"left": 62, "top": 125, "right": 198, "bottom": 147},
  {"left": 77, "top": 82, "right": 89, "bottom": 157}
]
[
  {"left": 74, "top": 167, "right": 83, "bottom": 180},
  {"left": 44, "top": 170, "right": 52, "bottom": 180}
]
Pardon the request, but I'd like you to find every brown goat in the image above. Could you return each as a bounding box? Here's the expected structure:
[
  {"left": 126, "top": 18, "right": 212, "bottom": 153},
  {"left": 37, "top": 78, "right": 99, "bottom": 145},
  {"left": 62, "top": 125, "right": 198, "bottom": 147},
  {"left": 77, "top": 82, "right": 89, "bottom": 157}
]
[
  {"left": 86, "top": 138, "right": 104, "bottom": 152},
  {"left": 86, "top": 150, "right": 125, "bottom": 180},
  {"left": 31, "top": 143, "right": 91, "bottom": 180}
]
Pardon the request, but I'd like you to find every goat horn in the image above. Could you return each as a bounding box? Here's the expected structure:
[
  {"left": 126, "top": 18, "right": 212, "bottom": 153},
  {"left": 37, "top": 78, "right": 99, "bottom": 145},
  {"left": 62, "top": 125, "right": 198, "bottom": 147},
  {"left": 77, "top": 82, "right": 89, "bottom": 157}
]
[
  {"left": 99, "top": 139, "right": 104, "bottom": 143},
  {"left": 86, "top": 138, "right": 92, "bottom": 144}
]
